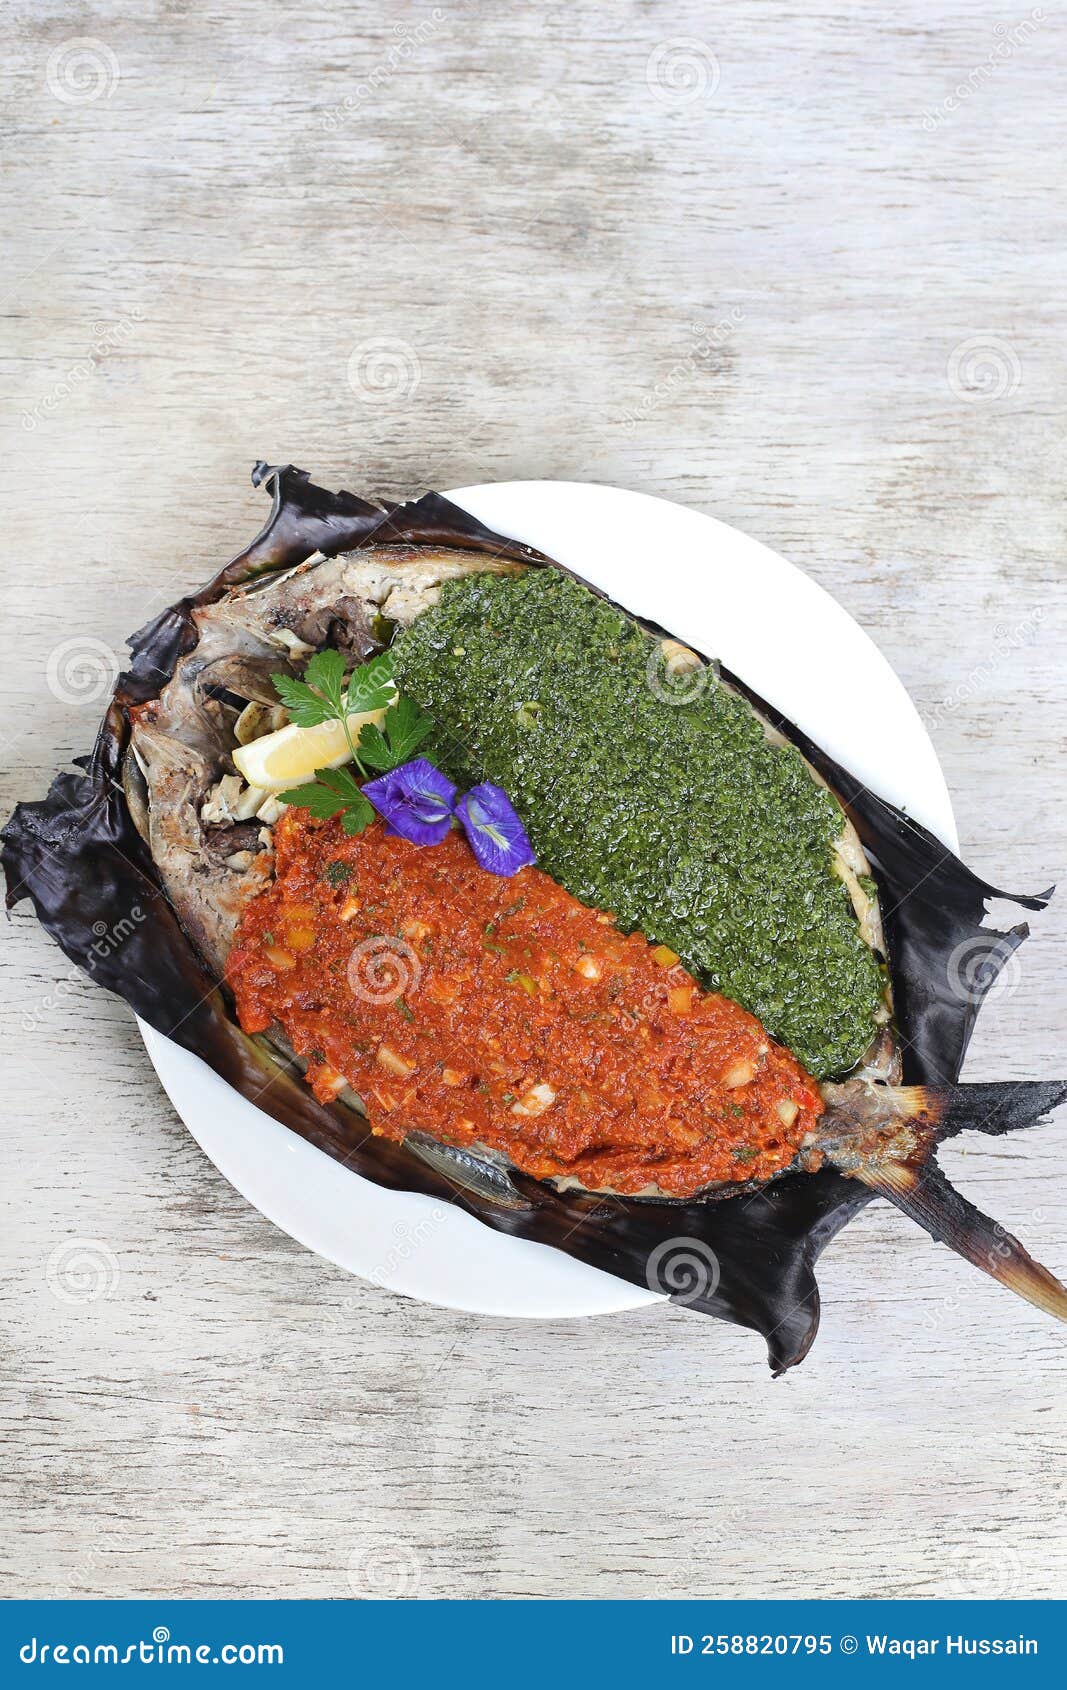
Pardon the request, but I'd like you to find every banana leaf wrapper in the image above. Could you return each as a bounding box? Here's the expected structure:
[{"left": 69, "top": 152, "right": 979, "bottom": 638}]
[{"left": 2, "top": 463, "right": 1056, "bottom": 1371}]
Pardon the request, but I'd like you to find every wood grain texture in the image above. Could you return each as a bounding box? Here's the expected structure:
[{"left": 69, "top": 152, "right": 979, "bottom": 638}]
[{"left": 1, "top": 0, "right": 1064, "bottom": 1601}]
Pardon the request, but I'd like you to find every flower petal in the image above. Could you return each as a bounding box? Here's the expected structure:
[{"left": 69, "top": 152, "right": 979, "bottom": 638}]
[
  {"left": 456, "top": 782, "right": 536, "bottom": 876},
  {"left": 363, "top": 757, "right": 457, "bottom": 847}
]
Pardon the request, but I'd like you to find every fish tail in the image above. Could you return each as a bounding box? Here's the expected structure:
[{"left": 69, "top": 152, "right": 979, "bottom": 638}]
[
  {"left": 816, "top": 1079, "right": 1067, "bottom": 1322},
  {"left": 909, "top": 1079, "right": 1067, "bottom": 1144}
]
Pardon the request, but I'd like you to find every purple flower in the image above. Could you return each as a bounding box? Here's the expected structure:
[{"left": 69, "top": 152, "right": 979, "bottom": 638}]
[
  {"left": 455, "top": 782, "right": 536, "bottom": 877},
  {"left": 363, "top": 758, "right": 457, "bottom": 846}
]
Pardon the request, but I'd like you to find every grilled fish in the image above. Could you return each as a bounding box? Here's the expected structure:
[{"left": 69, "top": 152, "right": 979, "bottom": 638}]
[
  {"left": 5, "top": 465, "right": 1063, "bottom": 1355},
  {"left": 119, "top": 531, "right": 1067, "bottom": 1323}
]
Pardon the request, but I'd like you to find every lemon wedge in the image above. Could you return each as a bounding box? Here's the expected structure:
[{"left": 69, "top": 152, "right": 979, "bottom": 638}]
[{"left": 232, "top": 704, "right": 392, "bottom": 792}]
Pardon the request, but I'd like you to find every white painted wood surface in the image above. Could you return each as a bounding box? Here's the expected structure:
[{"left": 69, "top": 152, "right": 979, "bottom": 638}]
[{"left": 2, "top": 0, "right": 1064, "bottom": 1600}]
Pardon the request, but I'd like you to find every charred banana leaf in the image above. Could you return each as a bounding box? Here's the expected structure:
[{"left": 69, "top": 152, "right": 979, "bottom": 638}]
[{"left": 3, "top": 463, "right": 1062, "bottom": 1372}]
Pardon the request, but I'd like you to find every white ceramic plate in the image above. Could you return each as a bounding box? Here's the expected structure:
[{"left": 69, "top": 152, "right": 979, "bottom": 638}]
[{"left": 139, "top": 481, "right": 958, "bottom": 1318}]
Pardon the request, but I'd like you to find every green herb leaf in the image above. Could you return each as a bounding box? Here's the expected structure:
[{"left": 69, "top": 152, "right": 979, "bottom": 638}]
[
  {"left": 313, "top": 766, "right": 366, "bottom": 804},
  {"left": 322, "top": 860, "right": 352, "bottom": 886},
  {"left": 271, "top": 647, "right": 395, "bottom": 733},
  {"left": 279, "top": 765, "right": 374, "bottom": 835},
  {"left": 278, "top": 779, "right": 349, "bottom": 820},
  {"left": 271, "top": 672, "right": 336, "bottom": 728},
  {"left": 354, "top": 723, "right": 391, "bottom": 771},
  {"left": 345, "top": 648, "right": 396, "bottom": 716},
  {"left": 305, "top": 648, "right": 347, "bottom": 710},
  {"left": 384, "top": 694, "right": 433, "bottom": 759},
  {"left": 357, "top": 693, "right": 434, "bottom": 772},
  {"left": 339, "top": 793, "right": 375, "bottom": 835}
]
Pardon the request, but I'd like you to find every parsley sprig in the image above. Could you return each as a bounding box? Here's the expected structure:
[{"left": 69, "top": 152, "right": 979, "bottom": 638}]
[
  {"left": 272, "top": 648, "right": 434, "bottom": 836},
  {"left": 283, "top": 765, "right": 374, "bottom": 836},
  {"left": 357, "top": 695, "right": 434, "bottom": 770},
  {"left": 271, "top": 648, "right": 396, "bottom": 764}
]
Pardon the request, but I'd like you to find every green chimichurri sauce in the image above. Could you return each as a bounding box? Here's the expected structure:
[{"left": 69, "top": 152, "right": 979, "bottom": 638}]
[{"left": 394, "top": 568, "right": 884, "bottom": 1078}]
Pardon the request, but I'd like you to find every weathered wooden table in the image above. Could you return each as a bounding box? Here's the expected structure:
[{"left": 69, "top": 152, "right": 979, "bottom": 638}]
[{"left": 2, "top": 0, "right": 1063, "bottom": 1600}]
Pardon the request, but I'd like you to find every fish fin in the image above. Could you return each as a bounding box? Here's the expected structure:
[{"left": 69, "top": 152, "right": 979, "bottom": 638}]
[
  {"left": 402, "top": 1133, "right": 534, "bottom": 1212},
  {"left": 850, "top": 1153, "right": 1067, "bottom": 1323},
  {"left": 818, "top": 1081, "right": 1067, "bottom": 1318},
  {"left": 817, "top": 1078, "right": 1067, "bottom": 1160},
  {"left": 911, "top": 1079, "right": 1067, "bottom": 1144},
  {"left": 816, "top": 1080, "right": 1067, "bottom": 1321}
]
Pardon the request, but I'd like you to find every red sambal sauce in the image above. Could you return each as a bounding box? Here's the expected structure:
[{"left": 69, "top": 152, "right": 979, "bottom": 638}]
[{"left": 227, "top": 813, "right": 824, "bottom": 1197}]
